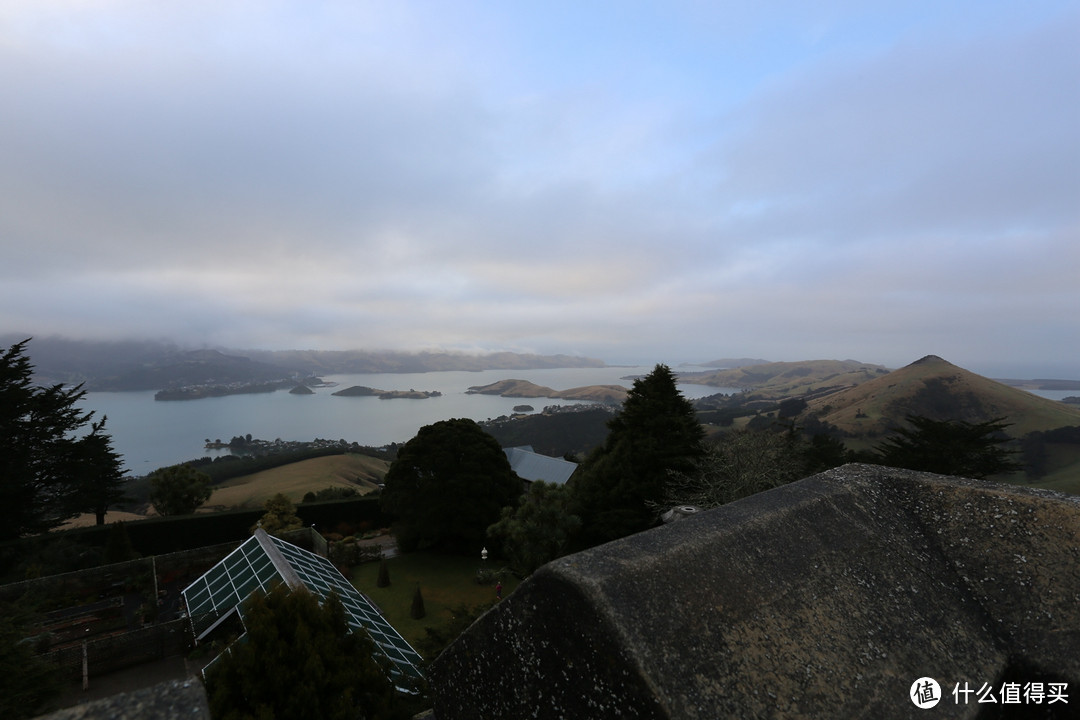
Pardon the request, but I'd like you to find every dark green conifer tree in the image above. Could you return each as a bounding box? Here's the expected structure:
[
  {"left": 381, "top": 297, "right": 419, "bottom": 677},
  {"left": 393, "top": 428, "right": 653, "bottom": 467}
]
[
  {"left": 0, "top": 339, "right": 126, "bottom": 539},
  {"left": 410, "top": 585, "right": 426, "bottom": 620},
  {"left": 376, "top": 560, "right": 391, "bottom": 588},
  {"left": 66, "top": 417, "right": 128, "bottom": 525},
  {"left": 104, "top": 521, "right": 138, "bottom": 563},
  {"left": 381, "top": 418, "right": 521, "bottom": 552},
  {"left": 147, "top": 464, "right": 212, "bottom": 516},
  {"left": 570, "top": 364, "right": 704, "bottom": 547},
  {"left": 873, "top": 415, "right": 1022, "bottom": 479},
  {"left": 0, "top": 602, "right": 61, "bottom": 719},
  {"left": 487, "top": 480, "right": 581, "bottom": 575},
  {"left": 206, "top": 584, "right": 411, "bottom": 720}
]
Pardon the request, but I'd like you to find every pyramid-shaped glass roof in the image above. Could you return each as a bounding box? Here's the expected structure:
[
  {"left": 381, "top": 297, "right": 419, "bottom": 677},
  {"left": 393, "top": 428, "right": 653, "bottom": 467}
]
[{"left": 182, "top": 529, "right": 424, "bottom": 684}]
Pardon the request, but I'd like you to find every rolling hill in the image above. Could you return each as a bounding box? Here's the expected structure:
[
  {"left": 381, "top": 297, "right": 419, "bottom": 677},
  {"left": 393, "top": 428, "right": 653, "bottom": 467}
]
[
  {"left": 681, "top": 359, "right": 890, "bottom": 398},
  {"left": 804, "top": 355, "right": 1080, "bottom": 438},
  {"left": 204, "top": 454, "right": 389, "bottom": 510}
]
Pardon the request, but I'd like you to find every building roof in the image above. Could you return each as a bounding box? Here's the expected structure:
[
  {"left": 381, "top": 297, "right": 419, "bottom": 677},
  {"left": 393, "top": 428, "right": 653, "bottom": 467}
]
[
  {"left": 430, "top": 464, "right": 1080, "bottom": 718},
  {"left": 182, "top": 529, "right": 423, "bottom": 684},
  {"left": 503, "top": 446, "right": 578, "bottom": 485}
]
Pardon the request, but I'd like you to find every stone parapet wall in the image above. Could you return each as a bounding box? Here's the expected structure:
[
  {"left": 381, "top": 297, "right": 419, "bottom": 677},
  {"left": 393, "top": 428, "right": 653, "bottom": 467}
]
[{"left": 429, "top": 464, "right": 1080, "bottom": 719}]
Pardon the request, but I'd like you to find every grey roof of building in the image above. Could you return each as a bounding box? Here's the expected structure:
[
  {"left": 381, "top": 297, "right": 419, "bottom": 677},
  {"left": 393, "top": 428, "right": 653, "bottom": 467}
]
[{"left": 503, "top": 446, "right": 578, "bottom": 485}]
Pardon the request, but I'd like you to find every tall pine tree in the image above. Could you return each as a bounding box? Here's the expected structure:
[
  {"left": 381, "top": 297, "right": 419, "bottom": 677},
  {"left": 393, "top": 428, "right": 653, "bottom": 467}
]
[
  {"left": 570, "top": 364, "right": 704, "bottom": 547},
  {"left": 66, "top": 417, "right": 127, "bottom": 525},
  {"left": 0, "top": 339, "right": 126, "bottom": 539},
  {"left": 206, "top": 584, "right": 411, "bottom": 720}
]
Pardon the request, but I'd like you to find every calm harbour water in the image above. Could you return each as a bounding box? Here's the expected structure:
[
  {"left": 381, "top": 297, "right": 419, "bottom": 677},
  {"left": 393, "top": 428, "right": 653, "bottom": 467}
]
[
  {"left": 78, "top": 365, "right": 1075, "bottom": 476},
  {"left": 79, "top": 366, "right": 729, "bottom": 475}
]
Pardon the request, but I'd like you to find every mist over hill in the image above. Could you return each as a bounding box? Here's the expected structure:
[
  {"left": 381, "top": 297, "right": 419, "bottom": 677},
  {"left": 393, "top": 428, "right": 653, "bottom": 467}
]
[
  {"left": 1, "top": 335, "right": 606, "bottom": 391},
  {"left": 245, "top": 348, "right": 606, "bottom": 376}
]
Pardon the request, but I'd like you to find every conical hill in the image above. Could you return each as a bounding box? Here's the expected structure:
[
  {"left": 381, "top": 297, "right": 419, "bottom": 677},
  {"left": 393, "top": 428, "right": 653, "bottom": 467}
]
[{"left": 805, "top": 355, "right": 1080, "bottom": 438}]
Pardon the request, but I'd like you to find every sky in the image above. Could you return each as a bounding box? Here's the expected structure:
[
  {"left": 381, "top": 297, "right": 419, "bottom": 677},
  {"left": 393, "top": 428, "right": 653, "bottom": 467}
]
[{"left": 1, "top": 1, "right": 1078, "bottom": 378}]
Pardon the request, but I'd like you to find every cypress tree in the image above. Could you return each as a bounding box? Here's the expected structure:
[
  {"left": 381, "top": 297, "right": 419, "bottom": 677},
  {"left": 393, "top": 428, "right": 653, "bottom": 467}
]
[
  {"left": 410, "top": 584, "right": 426, "bottom": 620},
  {"left": 874, "top": 415, "right": 1022, "bottom": 479},
  {"left": 0, "top": 339, "right": 126, "bottom": 539},
  {"left": 570, "top": 364, "right": 705, "bottom": 547}
]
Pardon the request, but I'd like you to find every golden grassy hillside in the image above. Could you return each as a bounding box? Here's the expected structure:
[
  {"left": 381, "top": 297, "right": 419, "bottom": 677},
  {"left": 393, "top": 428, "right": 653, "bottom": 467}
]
[
  {"left": 556, "top": 385, "right": 628, "bottom": 403},
  {"left": 806, "top": 355, "right": 1080, "bottom": 438},
  {"left": 205, "top": 453, "right": 390, "bottom": 510}
]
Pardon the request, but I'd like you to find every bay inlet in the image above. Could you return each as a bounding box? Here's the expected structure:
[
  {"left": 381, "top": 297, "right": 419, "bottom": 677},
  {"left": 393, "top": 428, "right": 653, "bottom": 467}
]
[{"left": 79, "top": 366, "right": 728, "bottom": 474}]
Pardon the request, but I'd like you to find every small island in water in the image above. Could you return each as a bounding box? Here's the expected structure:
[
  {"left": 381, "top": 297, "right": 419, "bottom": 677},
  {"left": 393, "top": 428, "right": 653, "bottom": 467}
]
[
  {"left": 467, "top": 379, "right": 627, "bottom": 404},
  {"left": 155, "top": 376, "right": 337, "bottom": 400},
  {"left": 332, "top": 385, "right": 442, "bottom": 399},
  {"left": 155, "top": 380, "right": 291, "bottom": 401}
]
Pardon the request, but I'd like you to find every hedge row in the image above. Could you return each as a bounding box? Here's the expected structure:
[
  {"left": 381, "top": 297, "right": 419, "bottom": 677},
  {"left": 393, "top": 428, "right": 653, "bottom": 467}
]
[{"left": 0, "top": 497, "right": 393, "bottom": 577}]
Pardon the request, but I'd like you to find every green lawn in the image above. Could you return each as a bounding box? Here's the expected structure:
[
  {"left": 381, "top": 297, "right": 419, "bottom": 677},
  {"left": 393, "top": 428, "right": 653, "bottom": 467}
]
[
  {"left": 351, "top": 552, "right": 518, "bottom": 657},
  {"left": 1030, "top": 444, "right": 1080, "bottom": 495}
]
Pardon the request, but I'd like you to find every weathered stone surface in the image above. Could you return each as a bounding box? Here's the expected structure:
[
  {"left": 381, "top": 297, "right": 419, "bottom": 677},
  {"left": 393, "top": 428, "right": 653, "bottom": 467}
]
[
  {"left": 429, "top": 464, "right": 1080, "bottom": 719},
  {"left": 38, "top": 678, "right": 210, "bottom": 720}
]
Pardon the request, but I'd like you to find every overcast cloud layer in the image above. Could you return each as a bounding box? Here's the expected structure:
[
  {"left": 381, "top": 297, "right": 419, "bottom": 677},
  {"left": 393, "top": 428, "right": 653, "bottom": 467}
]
[{"left": 2, "top": 1, "right": 1078, "bottom": 377}]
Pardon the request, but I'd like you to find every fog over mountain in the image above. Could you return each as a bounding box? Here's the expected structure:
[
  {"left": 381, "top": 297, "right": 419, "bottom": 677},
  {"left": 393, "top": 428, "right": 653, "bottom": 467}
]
[{"left": 0, "top": 335, "right": 608, "bottom": 390}]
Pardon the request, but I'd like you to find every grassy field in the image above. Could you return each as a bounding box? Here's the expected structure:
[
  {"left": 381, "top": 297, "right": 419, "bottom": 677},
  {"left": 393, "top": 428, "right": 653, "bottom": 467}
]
[
  {"left": 352, "top": 552, "right": 517, "bottom": 656},
  {"left": 205, "top": 453, "right": 390, "bottom": 509},
  {"left": 1029, "top": 444, "right": 1080, "bottom": 496}
]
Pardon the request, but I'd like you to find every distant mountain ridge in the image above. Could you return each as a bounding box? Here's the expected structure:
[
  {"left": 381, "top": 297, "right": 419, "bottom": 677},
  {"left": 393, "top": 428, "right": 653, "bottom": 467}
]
[
  {"left": 1, "top": 335, "right": 606, "bottom": 391},
  {"left": 699, "top": 357, "right": 771, "bottom": 369},
  {"left": 245, "top": 349, "right": 605, "bottom": 375},
  {"left": 681, "top": 359, "right": 890, "bottom": 395}
]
